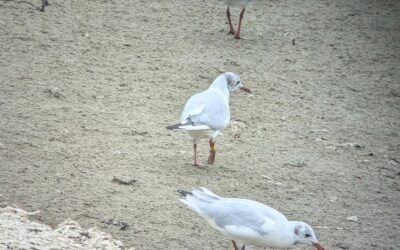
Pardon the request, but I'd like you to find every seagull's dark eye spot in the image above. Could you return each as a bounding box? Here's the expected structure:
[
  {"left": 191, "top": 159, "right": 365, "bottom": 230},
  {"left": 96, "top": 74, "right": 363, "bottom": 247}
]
[
  {"left": 236, "top": 81, "right": 240, "bottom": 85},
  {"left": 305, "top": 233, "right": 312, "bottom": 238}
]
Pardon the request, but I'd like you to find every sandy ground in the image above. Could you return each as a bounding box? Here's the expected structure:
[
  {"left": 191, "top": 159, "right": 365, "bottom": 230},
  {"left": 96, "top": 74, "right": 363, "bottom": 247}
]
[{"left": 0, "top": 0, "right": 399, "bottom": 249}]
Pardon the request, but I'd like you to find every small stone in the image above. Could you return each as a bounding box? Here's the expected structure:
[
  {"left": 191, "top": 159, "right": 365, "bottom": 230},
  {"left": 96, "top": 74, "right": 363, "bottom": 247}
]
[
  {"left": 329, "top": 197, "right": 338, "bottom": 203},
  {"left": 44, "top": 87, "right": 64, "bottom": 99},
  {"left": 293, "top": 162, "right": 307, "bottom": 167},
  {"left": 335, "top": 242, "right": 350, "bottom": 249},
  {"left": 346, "top": 215, "right": 358, "bottom": 222},
  {"left": 112, "top": 176, "right": 137, "bottom": 186}
]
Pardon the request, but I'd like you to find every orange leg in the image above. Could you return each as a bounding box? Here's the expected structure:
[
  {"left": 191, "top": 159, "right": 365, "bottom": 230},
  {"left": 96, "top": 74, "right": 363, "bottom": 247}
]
[
  {"left": 226, "top": 7, "right": 235, "bottom": 34},
  {"left": 193, "top": 143, "right": 201, "bottom": 167},
  {"left": 231, "top": 240, "right": 239, "bottom": 250},
  {"left": 207, "top": 139, "right": 216, "bottom": 164},
  {"left": 235, "top": 8, "right": 245, "bottom": 39},
  {"left": 231, "top": 240, "right": 245, "bottom": 250}
]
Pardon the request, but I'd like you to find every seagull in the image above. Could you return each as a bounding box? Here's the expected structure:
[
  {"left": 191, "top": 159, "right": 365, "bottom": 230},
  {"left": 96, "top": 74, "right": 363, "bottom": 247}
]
[
  {"left": 221, "top": 0, "right": 255, "bottom": 39},
  {"left": 178, "top": 188, "right": 325, "bottom": 250},
  {"left": 166, "top": 72, "right": 251, "bottom": 167}
]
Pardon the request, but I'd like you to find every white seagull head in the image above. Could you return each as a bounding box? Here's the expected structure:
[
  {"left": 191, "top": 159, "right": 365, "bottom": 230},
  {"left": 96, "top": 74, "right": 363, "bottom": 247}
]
[
  {"left": 291, "top": 221, "right": 324, "bottom": 250},
  {"left": 224, "top": 72, "right": 251, "bottom": 93},
  {"left": 210, "top": 72, "right": 251, "bottom": 94}
]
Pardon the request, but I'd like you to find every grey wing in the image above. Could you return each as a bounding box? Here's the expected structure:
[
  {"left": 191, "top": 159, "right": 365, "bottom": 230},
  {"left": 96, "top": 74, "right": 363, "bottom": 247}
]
[
  {"left": 200, "top": 199, "right": 284, "bottom": 237},
  {"left": 180, "top": 91, "right": 229, "bottom": 130}
]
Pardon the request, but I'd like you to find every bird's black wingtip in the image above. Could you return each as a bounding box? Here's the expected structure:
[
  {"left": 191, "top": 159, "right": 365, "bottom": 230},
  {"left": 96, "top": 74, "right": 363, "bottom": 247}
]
[
  {"left": 177, "top": 189, "right": 192, "bottom": 197},
  {"left": 166, "top": 124, "right": 181, "bottom": 130}
]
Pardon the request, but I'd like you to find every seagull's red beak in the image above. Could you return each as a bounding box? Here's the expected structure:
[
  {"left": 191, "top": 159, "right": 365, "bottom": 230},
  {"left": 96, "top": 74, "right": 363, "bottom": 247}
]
[
  {"left": 239, "top": 86, "right": 251, "bottom": 93},
  {"left": 312, "top": 243, "right": 325, "bottom": 250}
]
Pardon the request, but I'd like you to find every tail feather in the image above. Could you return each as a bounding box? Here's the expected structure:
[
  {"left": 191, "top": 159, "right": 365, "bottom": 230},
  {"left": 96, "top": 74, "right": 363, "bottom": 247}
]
[
  {"left": 167, "top": 117, "right": 197, "bottom": 130},
  {"left": 192, "top": 188, "right": 220, "bottom": 202},
  {"left": 198, "top": 187, "right": 220, "bottom": 199},
  {"left": 178, "top": 188, "right": 222, "bottom": 217},
  {"left": 178, "top": 188, "right": 220, "bottom": 204},
  {"left": 167, "top": 124, "right": 211, "bottom": 131}
]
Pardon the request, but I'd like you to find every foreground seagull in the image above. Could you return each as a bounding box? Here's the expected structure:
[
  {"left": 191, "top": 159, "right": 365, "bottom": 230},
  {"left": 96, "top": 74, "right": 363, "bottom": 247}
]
[
  {"left": 178, "top": 188, "right": 325, "bottom": 250},
  {"left": 166, "top": 72, "right": 250, "bottom": 167},
  {"left": 221, "top": 0, "right": 255, "bottom": 39}
]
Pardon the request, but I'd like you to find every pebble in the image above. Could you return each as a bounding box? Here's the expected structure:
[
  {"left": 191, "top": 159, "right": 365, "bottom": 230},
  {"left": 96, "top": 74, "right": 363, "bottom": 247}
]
[{"left": 346, "top": 215, "right": 358, "bottom": 222}]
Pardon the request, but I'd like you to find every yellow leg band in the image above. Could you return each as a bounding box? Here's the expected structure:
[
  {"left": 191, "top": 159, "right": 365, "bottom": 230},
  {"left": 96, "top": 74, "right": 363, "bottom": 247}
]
[{"left": 211, "top": 144, "right": 217, "bottom": 153}]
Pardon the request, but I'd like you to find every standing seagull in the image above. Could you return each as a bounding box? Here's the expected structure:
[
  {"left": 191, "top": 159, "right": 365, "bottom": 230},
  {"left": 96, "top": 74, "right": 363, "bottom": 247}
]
[
  {"left": 166, "top": 72, "right": 251, "bottom": 167},
  {"left": 178, "top": 188, "right": 325, "bottom": 250},
  {"left": 222, "top": 0, "right": 255, "bottom": 39}
]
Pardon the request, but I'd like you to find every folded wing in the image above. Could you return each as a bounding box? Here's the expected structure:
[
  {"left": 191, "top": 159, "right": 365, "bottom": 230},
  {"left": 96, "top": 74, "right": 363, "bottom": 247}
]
[{"left": 180, "top": 90, "right": 230, "bottom": 131}]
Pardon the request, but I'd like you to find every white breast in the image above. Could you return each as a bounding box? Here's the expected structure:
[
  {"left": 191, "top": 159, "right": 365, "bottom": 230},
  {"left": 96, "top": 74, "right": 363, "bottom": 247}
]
[{"left": 187, "top": 129, "right": 220, "bottom": 140}]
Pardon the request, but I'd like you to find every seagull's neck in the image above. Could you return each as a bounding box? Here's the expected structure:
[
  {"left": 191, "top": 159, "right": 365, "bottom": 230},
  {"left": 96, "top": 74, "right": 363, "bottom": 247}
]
[
  {"left": 267, "top": 221, "right": 298, "bottom": 248},
  {"left": 208, "top": 75, "right": 230, "bottom": 101}
]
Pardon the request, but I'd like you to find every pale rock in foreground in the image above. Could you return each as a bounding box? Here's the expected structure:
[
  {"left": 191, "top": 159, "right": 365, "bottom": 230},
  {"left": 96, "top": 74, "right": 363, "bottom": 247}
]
[{"left": 0, "top": 206, "right": 134, "bottom": 250}]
